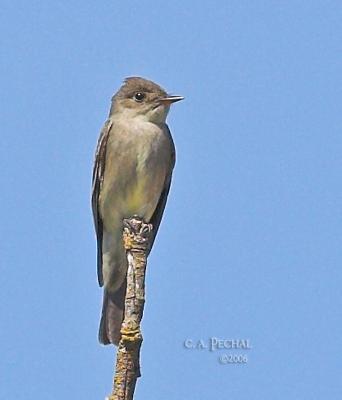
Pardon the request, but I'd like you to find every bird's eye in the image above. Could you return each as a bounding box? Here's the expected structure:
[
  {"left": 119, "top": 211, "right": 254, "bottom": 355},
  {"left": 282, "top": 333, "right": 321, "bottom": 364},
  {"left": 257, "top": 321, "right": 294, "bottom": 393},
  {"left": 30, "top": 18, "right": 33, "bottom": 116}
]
[{"left": 134, "top": 92, "right": 145, "bottom": 102}]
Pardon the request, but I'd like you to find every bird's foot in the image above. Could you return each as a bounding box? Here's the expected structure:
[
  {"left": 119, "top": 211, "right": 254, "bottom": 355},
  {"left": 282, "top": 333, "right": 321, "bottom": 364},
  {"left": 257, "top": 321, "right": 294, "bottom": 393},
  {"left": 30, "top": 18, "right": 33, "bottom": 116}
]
[{"left": 123, "top": 216, "right": 152, "bottom": 251}]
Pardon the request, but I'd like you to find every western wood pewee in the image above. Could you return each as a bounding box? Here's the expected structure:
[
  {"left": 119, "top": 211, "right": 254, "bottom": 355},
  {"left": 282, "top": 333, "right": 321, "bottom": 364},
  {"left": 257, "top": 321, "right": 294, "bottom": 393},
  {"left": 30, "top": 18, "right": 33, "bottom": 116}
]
[{"left": 92, "top": 77, "right": 183, "bottom": 345}]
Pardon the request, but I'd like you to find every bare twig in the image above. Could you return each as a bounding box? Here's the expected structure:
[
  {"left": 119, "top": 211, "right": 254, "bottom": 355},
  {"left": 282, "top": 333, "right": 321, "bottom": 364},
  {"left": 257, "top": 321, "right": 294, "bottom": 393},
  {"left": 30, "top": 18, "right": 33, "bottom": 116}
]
[{"left": 107, "top": 217, "right": 152, "bottom": 400}]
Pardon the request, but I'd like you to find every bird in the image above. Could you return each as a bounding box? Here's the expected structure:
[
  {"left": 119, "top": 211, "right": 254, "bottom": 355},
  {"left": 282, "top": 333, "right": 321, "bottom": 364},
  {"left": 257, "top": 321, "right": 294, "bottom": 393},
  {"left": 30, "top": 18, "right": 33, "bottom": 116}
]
[{"left": 92, "top": 77, "right": 183, "bottom": 345}]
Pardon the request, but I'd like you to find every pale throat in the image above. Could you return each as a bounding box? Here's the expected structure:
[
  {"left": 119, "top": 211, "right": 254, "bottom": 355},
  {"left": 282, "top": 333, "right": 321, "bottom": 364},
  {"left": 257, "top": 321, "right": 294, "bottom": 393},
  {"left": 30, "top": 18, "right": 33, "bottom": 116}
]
[{"left": 113, "top": 103, "right": 169, "bottom": 126}]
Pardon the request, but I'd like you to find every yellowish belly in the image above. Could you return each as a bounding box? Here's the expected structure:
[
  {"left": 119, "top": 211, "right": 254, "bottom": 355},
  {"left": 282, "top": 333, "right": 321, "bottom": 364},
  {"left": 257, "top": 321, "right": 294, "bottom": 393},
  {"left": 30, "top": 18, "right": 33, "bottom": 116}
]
[
  {"left": 100, "top": 119, "right": 172, "bottom": 232},
  {"left": 123, "top": 171, "right": 165, "bottom": 220},
  {"left": 100, "top": 160, "right": 167, "bottom": 232}
]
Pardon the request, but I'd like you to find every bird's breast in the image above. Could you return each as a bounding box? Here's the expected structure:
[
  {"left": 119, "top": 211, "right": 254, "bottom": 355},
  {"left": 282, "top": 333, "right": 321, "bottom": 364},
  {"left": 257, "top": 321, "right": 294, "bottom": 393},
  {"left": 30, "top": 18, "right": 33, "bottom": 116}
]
[{"left": 100, "top": 120, "right": 172, "bottom": 229}]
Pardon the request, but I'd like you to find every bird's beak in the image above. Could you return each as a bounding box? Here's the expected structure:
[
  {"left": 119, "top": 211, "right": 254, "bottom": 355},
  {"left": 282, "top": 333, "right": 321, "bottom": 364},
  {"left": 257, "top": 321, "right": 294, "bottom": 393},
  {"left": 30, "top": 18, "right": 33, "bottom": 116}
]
[{"left": 160, "top": 95, "right": 184, "bottom": 105}]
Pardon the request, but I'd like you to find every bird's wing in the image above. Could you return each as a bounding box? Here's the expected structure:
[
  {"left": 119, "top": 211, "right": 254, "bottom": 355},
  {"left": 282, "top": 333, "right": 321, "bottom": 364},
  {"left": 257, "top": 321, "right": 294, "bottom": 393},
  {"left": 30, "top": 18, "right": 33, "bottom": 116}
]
[
  {"left": 92, "top": 119, "right": 112, "bottom": 287},
  {"left": 148, "top": 126, "right": 176, "bottom": 253}
]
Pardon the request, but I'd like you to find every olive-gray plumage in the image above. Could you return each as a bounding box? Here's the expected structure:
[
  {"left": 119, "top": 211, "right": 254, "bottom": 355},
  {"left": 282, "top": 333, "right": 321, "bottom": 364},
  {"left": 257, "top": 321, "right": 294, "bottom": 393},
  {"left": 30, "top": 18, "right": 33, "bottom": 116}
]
[{"left": 92, "top": 77, "right": 183, "bottom": 345}]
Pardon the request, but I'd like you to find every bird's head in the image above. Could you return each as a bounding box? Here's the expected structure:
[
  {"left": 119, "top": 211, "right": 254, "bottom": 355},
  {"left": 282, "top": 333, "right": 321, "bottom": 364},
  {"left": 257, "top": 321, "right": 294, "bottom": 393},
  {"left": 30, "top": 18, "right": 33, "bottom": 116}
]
[{"left": 110, "top": 77, "right": 183, "bottom": 124}]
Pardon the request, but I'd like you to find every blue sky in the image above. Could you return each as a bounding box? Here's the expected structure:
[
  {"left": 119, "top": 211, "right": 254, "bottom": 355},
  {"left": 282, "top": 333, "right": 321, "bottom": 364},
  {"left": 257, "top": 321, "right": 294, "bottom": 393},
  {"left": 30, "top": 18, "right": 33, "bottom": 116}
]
[{"left": 1, "top": 1, "right": 341, "bottom": 399}]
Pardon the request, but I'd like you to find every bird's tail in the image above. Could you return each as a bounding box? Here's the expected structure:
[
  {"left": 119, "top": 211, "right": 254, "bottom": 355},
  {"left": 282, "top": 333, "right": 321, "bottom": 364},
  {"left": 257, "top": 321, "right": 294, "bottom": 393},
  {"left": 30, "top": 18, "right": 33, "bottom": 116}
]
[{"left": 99, "top": 281, "right": 126, "bottom": 345}]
